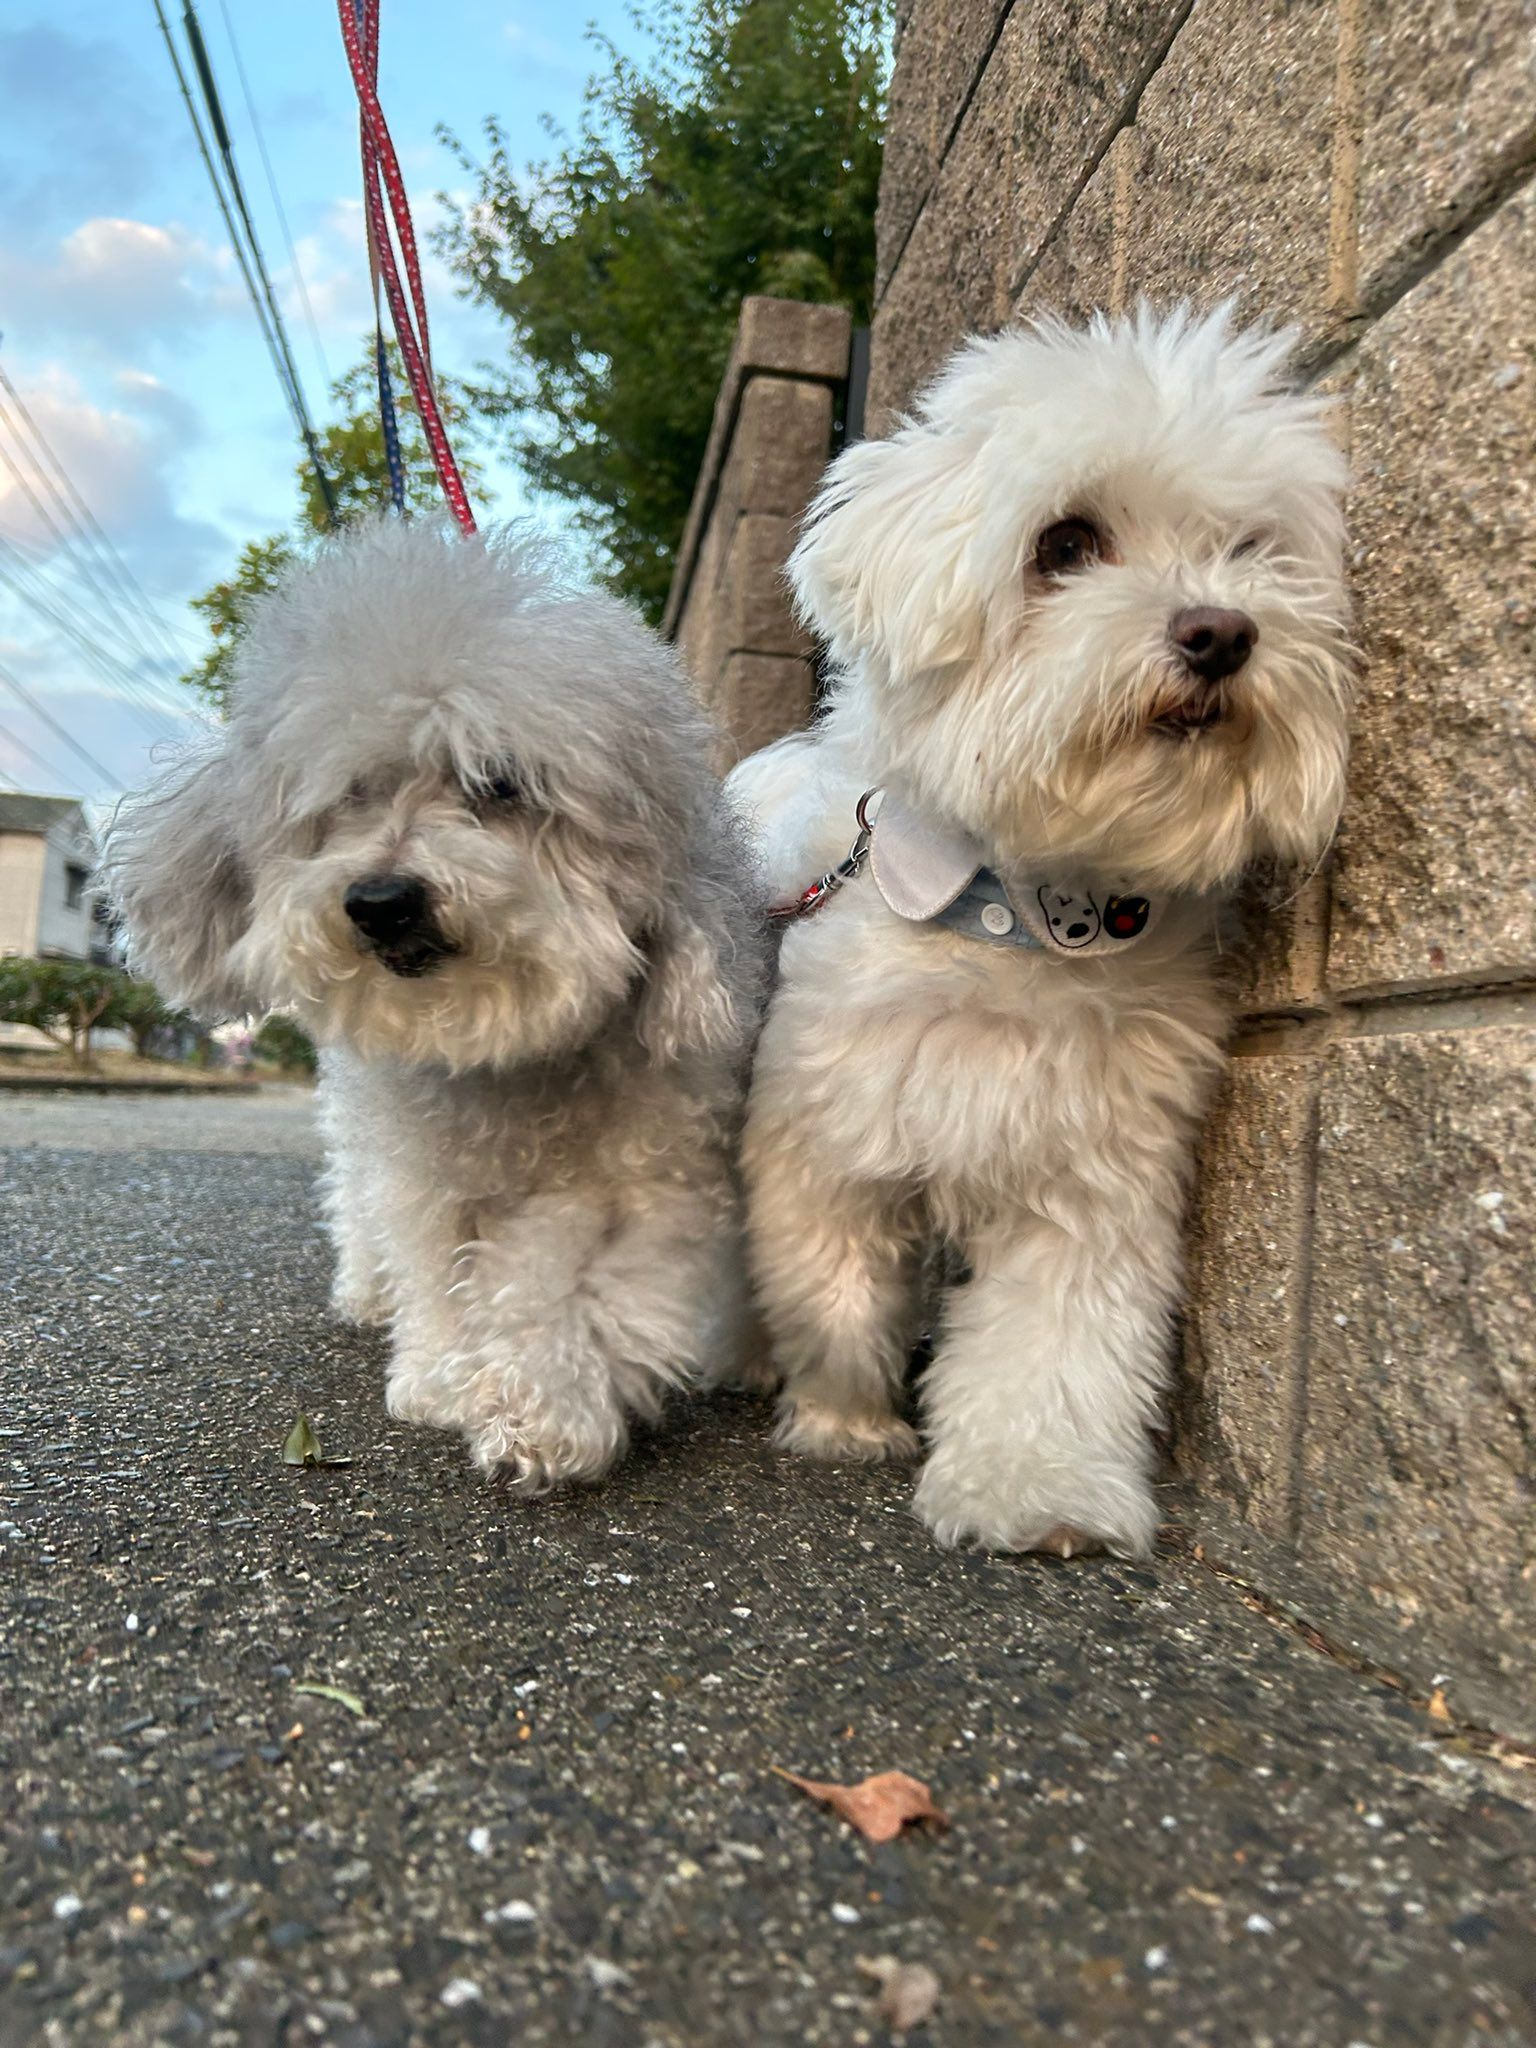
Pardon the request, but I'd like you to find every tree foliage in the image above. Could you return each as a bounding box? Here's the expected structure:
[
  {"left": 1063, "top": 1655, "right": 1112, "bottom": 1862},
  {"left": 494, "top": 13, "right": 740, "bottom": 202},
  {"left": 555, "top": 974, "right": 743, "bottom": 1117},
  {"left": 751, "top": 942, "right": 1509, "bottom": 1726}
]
[
  {"left": 183, "top": 344, "right": 485, "bottom": 712},
  {"left": 252, "top": 1012, "right": 318, "bottom": 1075},
  {"left": 0, "top": 957, "right": 149, "bottom": 1066},
  {"left": 110, "top": 976, "right": 187, "bottom": 1059},
  {"left": 439, "top": 0, "right": 889, "bottom": 619}
]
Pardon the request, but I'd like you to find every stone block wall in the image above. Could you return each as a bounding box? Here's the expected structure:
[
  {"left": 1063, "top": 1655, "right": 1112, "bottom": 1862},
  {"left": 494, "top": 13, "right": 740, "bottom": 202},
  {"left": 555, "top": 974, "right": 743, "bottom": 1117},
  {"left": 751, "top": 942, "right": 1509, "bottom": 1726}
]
[
  {"left": 663, "top": 297, "right": 852, "bottom": 769},
  {"left": 873, "top": 2, "right": 1535, "bottom": 1732}
]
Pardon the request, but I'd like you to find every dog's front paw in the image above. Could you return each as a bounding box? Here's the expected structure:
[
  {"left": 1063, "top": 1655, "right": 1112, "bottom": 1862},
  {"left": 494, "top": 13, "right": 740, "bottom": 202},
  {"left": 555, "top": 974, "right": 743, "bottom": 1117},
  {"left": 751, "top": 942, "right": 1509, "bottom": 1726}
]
[
  {"left": 467, "top": 1405, "right": 627, "bottom": 1493},
  {"left": 912, "top": 1449, "right": 1158, "bottom": 1558},
  {"left": 332, "top": 1276, "right": 390, "bottom": 1328},
  {"left": 385, "top": 1356, "right": 465, "bottom": 1430},
  {"left": 776, "top": 1397, "right": 920, "bottom": 1464}
]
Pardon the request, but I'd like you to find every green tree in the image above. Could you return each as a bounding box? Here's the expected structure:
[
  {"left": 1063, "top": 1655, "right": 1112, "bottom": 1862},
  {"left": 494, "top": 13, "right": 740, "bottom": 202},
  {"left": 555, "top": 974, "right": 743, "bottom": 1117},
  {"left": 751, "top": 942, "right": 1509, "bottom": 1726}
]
[
  {"left": 183, "top": 343, "right": 486, "bottom": 712},
  {"left": 108, "top": 976, "right": 187, "bottom": 1060},
  {"left": 439, "top": 0, "right": 889, "bottom": 620},
  {"left": 251, "top": 1012, "right": 318, "bottom": 1076},
  {"left": 0, "top": 956, "right": 125, "bottom": 1067}
]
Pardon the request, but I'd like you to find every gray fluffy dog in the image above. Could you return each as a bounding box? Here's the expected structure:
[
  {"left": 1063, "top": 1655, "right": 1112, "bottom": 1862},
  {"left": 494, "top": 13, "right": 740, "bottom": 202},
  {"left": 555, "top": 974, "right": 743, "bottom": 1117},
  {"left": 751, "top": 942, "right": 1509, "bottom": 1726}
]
[{"left": 107, "top": 520, "right": 764, "bottom": 1487}]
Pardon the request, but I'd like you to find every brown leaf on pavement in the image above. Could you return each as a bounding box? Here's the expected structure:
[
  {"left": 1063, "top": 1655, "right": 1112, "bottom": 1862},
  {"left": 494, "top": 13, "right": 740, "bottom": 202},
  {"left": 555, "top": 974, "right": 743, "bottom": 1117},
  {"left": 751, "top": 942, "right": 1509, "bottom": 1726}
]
[{"left": 771, "top": 1766, "right": 949, "bottom": 1843}]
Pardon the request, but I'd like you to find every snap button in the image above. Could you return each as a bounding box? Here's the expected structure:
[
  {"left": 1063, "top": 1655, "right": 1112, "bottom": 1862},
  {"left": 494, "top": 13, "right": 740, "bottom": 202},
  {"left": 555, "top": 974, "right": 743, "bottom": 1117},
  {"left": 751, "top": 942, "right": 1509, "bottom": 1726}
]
[{"left": 980, "top": 901, "right": 1015, "bottom": 936}]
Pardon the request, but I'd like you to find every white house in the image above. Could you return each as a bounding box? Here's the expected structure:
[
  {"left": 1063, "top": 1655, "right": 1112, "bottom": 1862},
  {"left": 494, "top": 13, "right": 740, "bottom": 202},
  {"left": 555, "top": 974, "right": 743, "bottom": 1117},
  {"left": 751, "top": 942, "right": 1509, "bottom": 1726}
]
[{"left": 0, "top": 792, "right": 111, "bottom": 963}]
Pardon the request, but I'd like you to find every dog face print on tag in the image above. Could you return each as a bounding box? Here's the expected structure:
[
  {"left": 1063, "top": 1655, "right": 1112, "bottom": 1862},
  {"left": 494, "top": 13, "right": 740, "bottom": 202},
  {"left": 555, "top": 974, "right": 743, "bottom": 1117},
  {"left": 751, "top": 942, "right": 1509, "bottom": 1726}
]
[
  {"left": 1102, "top": 893, "right": 1150, "bottom": 940},
  {"left": 1037, "top": 887, "right": 1101, "bottom": 949}
]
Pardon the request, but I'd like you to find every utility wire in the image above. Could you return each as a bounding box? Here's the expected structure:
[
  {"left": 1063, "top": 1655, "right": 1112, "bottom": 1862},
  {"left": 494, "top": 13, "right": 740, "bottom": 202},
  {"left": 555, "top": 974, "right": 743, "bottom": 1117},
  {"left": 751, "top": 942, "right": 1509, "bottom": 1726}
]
[
  {"left": 0, "top": 717, "right": 85, "bottom": 796},
  {"left": 215, "top": 0, "right": 331, "bottom": 392},
  {"left": 0, "top": 663, "right": 124, "bottom": 791},
  {"left": 0, "top": 526, "right": 191, "bottom": 715},
  {"left": 0, "top": 455, "right": 184, "bottom": 687},
  {"left": 0, "top": 354, "right": 194, "bottom": 668},
  {"left": 0, "top": 551, "right": 185, "bottom": 740},
  {"left": 152, "top": 0, "right": 336, "bottom": 522}
]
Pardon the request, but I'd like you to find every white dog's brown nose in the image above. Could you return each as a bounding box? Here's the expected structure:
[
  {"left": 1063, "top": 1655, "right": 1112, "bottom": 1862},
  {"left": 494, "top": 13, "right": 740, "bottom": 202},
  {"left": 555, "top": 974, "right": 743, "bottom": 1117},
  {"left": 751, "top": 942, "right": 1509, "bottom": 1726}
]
[
  {"left": 344, "top": 874, "right": 431, "bottom": 942},
  {"left": 1170, "top": 606, "right": 1258, "bottom": 682}
]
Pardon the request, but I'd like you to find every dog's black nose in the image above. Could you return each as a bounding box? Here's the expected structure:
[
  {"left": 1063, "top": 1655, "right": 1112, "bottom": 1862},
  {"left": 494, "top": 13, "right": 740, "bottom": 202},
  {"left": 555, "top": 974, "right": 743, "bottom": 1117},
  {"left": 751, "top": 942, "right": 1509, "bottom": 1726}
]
[
  {"left": 343, "top": 874, "right": 431, "bottom": 940},
  {"left": 1169, "top": 606, "right": 1259, "bottom": 682}
]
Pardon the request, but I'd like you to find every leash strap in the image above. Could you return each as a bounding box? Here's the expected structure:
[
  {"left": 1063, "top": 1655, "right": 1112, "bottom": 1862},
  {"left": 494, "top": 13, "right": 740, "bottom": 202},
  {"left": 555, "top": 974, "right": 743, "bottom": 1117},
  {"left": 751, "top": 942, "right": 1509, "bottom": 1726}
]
[
  {"left": 767, "top": 792, "right": 877, "bottom": 925},
  {"left": 355, "top": 0, "right": 405, "bottom": 514},
  {"left": 338, "top": 0, "right": 476, "bottom": 534}
]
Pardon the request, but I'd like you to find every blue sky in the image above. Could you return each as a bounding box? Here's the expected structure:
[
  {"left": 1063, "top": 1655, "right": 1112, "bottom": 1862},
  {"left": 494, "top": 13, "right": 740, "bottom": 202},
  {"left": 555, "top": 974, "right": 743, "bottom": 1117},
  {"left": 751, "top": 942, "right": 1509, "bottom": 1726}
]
[{"left": 0, "top": 0, "right": 647, "bottom": 807}]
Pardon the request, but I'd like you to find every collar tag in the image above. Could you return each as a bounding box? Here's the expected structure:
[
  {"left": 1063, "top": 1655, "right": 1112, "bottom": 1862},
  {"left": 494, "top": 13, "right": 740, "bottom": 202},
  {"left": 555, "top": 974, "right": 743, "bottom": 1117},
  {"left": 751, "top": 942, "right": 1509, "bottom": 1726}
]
[{"left": 868, "top": 791, "right": 1163, "bottom": 956}]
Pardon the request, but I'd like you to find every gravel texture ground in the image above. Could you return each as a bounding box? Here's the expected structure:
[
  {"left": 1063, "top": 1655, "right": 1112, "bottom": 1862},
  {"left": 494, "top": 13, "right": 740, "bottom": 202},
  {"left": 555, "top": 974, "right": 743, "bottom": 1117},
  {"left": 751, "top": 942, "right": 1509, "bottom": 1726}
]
[{"left": 1, "top": 1089, "right": 1532, "bottom": 2047}]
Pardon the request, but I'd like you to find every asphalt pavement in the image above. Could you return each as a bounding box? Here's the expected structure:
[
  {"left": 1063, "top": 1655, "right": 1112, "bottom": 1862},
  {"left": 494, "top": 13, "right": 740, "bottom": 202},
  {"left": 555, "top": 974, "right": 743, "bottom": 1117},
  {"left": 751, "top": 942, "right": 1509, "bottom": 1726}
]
[{"left": 1, "top": 1089, "right": 1532, "bottom": 2047}]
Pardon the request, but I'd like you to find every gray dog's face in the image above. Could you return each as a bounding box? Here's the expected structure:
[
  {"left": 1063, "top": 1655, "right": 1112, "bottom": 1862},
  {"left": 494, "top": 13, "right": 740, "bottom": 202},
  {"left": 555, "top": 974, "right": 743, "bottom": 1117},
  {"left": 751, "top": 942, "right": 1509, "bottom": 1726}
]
[
  {"left": 230, "top": 751, "right": 656, "bottom": 1069},
  {"left": 107, "top": 525, "right": 749, "bottom": 1075}
]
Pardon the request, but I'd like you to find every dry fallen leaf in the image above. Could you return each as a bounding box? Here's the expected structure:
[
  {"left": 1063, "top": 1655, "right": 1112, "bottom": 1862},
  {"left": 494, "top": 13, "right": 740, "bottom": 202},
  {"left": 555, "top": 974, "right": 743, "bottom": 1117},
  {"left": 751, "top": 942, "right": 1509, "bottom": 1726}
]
[
  {"left": 772, "top": 1767, "right": 948, "bottom": 1844},
  {"left": 857, "top": 1955, "right": 941, "bottom": 2032},
  {"left": 292, "top": 1680, "right": 366, "bottom": 1718}
]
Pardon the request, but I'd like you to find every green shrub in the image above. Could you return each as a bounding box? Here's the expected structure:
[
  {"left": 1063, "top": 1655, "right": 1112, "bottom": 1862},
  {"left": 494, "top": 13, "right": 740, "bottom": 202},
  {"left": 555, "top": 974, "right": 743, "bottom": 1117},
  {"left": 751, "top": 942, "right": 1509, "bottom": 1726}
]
[{"left": 252, "top": 1013, "right": 318, "bottom": 1075}]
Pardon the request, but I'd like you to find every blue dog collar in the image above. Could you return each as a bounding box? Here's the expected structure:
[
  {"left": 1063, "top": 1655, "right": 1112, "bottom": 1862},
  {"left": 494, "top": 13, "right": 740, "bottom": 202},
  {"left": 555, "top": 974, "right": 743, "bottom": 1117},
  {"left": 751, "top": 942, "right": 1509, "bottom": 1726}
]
[{"left": 867, "top": 789, "right": 1165, "bottom": 958}]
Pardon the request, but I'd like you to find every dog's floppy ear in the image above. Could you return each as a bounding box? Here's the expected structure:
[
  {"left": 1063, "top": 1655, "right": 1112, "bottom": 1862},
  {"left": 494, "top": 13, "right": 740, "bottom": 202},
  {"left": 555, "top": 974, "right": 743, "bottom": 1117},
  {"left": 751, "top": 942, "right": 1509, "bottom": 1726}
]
[
  {"left": 635, "top": 865, "right": 756, "bottom": 1068},
  {"left": 788, "top": 408, "right": 994, "bottom": 680},
  {"left": 103, "top": 747, "right": 254, "bottom": 1019}
]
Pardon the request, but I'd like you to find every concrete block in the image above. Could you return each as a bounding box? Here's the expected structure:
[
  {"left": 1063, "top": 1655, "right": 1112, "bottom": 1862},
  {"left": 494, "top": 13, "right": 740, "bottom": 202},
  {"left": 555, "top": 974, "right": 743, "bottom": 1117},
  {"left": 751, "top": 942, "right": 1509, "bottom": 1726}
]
[
  {"left": 1358, "top": 1, "right": 1536, "bottom": 306},
  {"left": 877, "top": 0, "right": 1013, "bottom": 296},
  {"left": 1012, "top": 129, "right": 1126, "bottom": 326},
  {"left": 872, "top": 1, "right": 1186, "bottom": 419},
  {"left": 1301, "top": 1019, "right": 1536, "bottom": 1727},
  {"left": 723, "top": 514, "right": 810, "bottom": 660},
  {"left": 710, "top": 653, "right": 818, "bottom": 770},
  {"left": 1327, "top": 189, "right": 1536, "bottom": 996},
  {"left": 1119, "top": 0, "right": 1340, "bottom": 346},
  {"left": 1174, "top": 1052, "right": 1316, "bottom": 1536}
]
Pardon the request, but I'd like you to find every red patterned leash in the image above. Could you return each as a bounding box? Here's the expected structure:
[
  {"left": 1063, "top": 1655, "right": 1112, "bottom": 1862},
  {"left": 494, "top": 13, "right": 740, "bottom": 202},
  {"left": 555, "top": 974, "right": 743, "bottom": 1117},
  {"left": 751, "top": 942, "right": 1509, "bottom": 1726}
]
[
  {"left": 337, "top": 0, "right": 477, "bottom": 535},
  {"left": 767, "top": 791, "right": 878, "bottom": 924}
]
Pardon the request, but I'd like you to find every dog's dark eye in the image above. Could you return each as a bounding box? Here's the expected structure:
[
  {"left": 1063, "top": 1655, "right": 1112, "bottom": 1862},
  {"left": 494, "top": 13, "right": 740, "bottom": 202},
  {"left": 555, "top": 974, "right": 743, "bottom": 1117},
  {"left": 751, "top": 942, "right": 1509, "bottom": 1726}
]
[
  {"left": 1230, "top": 531, "right": 1268, "bottom": 560},
  {"left": 473, "top": 766, "right": 525, "bottom": 810},
  {"left": 1034, "top": 517, "right": 1104, "bottom": 577}
]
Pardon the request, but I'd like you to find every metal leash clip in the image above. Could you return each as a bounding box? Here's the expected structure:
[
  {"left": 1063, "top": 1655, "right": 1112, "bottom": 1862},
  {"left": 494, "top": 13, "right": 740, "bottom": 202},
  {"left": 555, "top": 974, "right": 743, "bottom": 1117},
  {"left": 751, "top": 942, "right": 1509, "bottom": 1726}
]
[{"left": 767, "top": 789, "right": 878, "bottom": 925}]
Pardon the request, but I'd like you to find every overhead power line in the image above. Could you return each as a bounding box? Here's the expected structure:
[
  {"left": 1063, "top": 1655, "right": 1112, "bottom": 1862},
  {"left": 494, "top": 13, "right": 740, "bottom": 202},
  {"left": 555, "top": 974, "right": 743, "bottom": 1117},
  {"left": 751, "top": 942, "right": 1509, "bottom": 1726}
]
[
  {"left": 0, "top": 525, "right": 192, "bottom": 721},
  {"left": 0, "top": 717, "right": 85, "bottom": 796},
  {"left": 0, "top": 353, "right": 195, "bottom": 669},
  {"left": 0, "top": 548, "right": 185, "bottom": 741},
  {"left": 215, "top": 0, "right": 331, "bottom": 392},
  {"left": 0, "top": 662, "right": 124, "bottom": 791},
  {"left": 0, "top": 523, "right": 165, "bottom": 679},
  {"left": 153, "top": 0, "right": 336, "bottom": 522}
]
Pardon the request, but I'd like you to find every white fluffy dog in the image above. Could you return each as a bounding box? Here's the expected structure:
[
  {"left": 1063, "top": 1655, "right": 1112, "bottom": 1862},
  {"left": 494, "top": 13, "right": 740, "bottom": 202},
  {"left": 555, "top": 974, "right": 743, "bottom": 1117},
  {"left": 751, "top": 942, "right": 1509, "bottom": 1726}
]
[
  {"left": 108, "top": 521, "right": 762, "bottom": 1487},
  {"left": 731, "top": 306, "right": 1352, "bottom": 1557}
]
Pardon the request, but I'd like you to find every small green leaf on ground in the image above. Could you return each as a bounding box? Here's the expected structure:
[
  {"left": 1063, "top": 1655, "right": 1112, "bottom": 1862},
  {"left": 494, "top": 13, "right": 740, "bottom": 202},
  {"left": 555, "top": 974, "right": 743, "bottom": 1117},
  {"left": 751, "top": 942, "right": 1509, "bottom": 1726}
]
[
  {"left": 282, "top": 1414, "right": 322, "bottom": 1466},
  {"left": 292, "top": 1681, "right": 366, "bottom": 1718}
]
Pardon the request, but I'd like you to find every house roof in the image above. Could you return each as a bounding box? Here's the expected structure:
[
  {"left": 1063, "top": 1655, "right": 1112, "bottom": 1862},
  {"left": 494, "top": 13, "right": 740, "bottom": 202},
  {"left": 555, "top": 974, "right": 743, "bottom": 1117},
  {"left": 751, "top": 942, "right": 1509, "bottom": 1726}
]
[{"left": 0, "top": 793, "right": 88, "bottom": 837}]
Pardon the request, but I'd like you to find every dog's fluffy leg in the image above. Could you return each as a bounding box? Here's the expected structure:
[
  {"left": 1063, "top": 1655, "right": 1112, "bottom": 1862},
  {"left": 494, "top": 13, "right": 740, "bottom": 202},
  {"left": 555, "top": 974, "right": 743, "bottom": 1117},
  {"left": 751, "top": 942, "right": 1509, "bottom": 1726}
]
[
  {"left": 380, "top": 1194, "right": 477, "bottom": 1430},
  {"left": 746, "top": 1133, "right": 922, "bottom": 1462},
  {"left": 452, "top": 1184, "right": 731, "bottom": 1489},
  {"left": 316, "top": 1066, "right": 392, "bottom": 1327},
  {"left": 319, "top": 1142, "right": 391, "bottom": 1327},
  {"left": 912, "top": 1215, "right": 1172, "bottom": 1558}
]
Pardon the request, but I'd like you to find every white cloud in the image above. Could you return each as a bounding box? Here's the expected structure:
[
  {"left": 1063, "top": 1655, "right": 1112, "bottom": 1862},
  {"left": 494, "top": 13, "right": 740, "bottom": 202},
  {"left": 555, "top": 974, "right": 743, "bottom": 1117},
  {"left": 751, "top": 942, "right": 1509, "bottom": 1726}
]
[
  {"left": 0, "top": 364, "right": 219, "bottom": 593},
  {"left": 0, "top": 216, "right": 227, "bottom": 349}
]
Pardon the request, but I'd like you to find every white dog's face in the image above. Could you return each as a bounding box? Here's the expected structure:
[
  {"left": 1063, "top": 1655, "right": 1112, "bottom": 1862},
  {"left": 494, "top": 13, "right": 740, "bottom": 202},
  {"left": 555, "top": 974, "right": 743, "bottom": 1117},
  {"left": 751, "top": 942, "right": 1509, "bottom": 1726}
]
[
  {"left": 108, "top": 525, "right": 745, "bottom": 1072},
  {"left": 791, "top": 307, "right": 1354, "bottom": 891}
]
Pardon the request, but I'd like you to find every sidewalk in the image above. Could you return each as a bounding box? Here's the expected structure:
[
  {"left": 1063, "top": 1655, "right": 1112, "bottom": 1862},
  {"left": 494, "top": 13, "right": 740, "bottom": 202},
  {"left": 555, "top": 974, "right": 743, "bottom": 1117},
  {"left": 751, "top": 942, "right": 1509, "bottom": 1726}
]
[{"left": 2, "top": 1093, "right": 1531, "bottom": 2046}]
